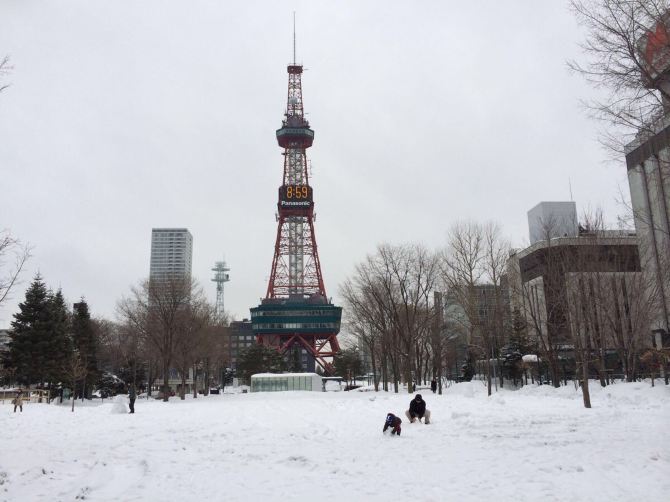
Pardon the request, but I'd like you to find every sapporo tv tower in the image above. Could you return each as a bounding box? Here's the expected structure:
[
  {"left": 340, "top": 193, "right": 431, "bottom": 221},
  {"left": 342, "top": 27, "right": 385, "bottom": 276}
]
[{"left": 250, "top": 26, "right": 342, "bottom": 374}]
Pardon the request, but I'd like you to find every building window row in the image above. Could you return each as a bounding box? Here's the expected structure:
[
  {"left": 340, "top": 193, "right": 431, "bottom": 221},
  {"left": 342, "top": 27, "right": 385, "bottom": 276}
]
[
  {"left": 252, "top": 322, "right": 339, "bottom": 330},
  {"left": 251, "top": 310, "right": 338, "bottom": 318}
]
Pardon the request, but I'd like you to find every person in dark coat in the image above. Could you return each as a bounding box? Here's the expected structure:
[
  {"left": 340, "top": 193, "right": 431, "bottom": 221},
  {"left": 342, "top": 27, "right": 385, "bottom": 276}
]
[
  {"left": 430, "top": 379, "right": 437, "bottom": 393},
  {"left": 383, "top": 413, "right": 402, "bottom": 436},
  {"left": 128, "top": 384, "right": 136, "bottom": 414},
  {"left": 405, "top": 394, "right": 431, "bottom": 424},
  {"left": 12, "top": 389, "right": 24, "bottom": 413}
]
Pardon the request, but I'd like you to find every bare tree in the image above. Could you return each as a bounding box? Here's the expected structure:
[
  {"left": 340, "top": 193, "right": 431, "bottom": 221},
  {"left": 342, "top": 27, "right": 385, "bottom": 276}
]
[
  {"left": 0, "top": 230, "right": 31, "bottom": 308},
  {"left": 441, "top": 221, "right": 512, "bottom": 395},
  {"left": 483, "top": 222, "right": 512, "bottom": 389},
  {"left": 118, "top": 277, "right": 199, "bottom": 402},
  {"left": 0, "top": 55, "right": 11, "bottom": 94},
  {"left": 571, "top": 1, "right": 670, "bottom": 250},
  {"left": 340, "top": 244, "right": 439, "bottom": 393},
  {"left": 172, "top": 292, "right": 213, "bottom": 400},
  {"left": 569, "top": 0, "right": 670, "bottom": 148},
  {"left": 378, "top": 244, "right": 439, "bottom": 393},
  {"left": 573, "top": 210, "right": 659, "bottom": 384},
  {"left": 429, "top": 291, "right": 446, "bottom": 394},
  {"left": 442, "top": 221, "right": 490, "bottom": 390},
  {"left": 341, "top": 256, "right": 400, "bottom": 392},
  {"left": 63, "top": 351, "right": 87, "bottom": 412}
]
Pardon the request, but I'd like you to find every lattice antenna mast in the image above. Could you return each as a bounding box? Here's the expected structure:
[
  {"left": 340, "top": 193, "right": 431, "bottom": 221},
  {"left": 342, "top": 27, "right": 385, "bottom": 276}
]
[
  {"left": 211, "top": 260, "right": 230, "bottom": 319},
  {"left": 293, "top": 11, "right": 296, "bottom": 65}
]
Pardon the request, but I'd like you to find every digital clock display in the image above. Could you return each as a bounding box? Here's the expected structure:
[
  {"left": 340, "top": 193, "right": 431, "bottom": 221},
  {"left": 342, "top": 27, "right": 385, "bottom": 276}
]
[{"left": 278, "top": 184, "right": 313, "bottom": 208}]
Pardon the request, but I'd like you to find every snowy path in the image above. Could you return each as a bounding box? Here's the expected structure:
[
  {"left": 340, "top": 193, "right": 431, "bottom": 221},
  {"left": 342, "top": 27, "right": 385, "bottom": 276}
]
[{"left": 1, "top": 382, "right": 668, "bottom": 501}]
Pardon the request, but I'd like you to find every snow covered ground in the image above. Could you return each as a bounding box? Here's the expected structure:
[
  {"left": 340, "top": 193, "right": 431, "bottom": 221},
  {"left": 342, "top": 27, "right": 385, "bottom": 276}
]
[{"left": 1, "top": 381, "right": 668, "bottom": 502}]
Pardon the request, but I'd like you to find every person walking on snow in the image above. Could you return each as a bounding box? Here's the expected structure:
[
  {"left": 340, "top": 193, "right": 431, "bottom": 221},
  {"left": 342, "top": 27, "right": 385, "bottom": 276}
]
[
  {"left": 12, "top": 389, "right": 24, "bottom": 413},
  {"left": 406, "top": 394, "right": 431, "bottom": 424},
  {"left": 431, "top": 379, "right": 437, "bottom": 393},
  {"left": 128, "top": 384, "right": 136, "bottom": 414}
]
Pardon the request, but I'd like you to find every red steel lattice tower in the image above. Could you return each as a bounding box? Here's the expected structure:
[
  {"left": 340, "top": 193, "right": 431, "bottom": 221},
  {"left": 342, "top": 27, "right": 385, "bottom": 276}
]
[
  {"left": 267, "top": 64, "right": 322, "bottom": 298},
  {"left": 250, "top": 44, "right": 341, "bottom": 373}
]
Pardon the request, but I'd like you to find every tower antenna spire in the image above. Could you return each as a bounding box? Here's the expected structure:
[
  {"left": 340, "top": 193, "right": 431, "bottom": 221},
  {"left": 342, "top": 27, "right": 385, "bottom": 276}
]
[{"left": 293, "top": 11, "right": 296, "bottom": 65}]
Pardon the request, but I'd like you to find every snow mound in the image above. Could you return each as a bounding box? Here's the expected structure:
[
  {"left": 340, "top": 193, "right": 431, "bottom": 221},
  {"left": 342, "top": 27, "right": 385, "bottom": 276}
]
[
  {"left": 110, "top": 395, "right": 128, "bottom": 414},
  {"left": 445, "top": 381, "right": 477, "bottom": 398}
]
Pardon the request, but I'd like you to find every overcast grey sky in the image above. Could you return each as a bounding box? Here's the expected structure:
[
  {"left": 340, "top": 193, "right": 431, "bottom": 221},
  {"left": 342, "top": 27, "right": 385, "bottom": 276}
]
[{"left": 0, "top": 0, "right": 625, "bottom": 325}]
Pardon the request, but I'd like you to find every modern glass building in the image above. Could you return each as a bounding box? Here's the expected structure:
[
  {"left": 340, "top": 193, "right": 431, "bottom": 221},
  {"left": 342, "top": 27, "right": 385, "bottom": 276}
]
[{"left": 250, "top": 373, "right": 322, "bottom": 392}]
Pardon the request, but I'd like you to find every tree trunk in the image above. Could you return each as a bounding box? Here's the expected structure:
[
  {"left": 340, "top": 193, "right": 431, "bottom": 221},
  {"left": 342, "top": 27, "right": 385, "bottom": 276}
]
[
  {"left": 147, "top": 361, "right": 152, "bottom": 397},
  {"left": 406, "top": 342, "right": 414, "bottom": 394},
  {"left": 162, "top": 360, "right": 170, "bottom": 402},
  {"left": 581, "top": 355, "right": 591, "bottom": 408},
  {"left": 551, "top": 362, "right": 560, "bottom": 387},
  {"left": 193, "top": 363, "right": 198, "bottom": 398},
  {"left": 487, "top": 359, "right": 492, "bottom": 396},
  {"left": 371, "top": 348, "right": 379, "bottom": 392},
  {"left": 203, "top": 361, "right": 210, "bottom": 396},
  {"left": 598, "top": 348, "right": 607, "bottom": 387}
]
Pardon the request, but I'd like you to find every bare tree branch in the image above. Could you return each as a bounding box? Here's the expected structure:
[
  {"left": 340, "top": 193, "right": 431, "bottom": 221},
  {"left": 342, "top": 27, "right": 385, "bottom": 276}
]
[{"left": 0, "top": 230, "right": 31, "bottom": 307}]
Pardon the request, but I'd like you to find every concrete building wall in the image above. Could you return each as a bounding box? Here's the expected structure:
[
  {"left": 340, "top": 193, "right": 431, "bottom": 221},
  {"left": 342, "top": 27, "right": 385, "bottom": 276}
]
[
  {"left": 507, "top": 234, "right": 647, "bottom": 351},
  {"left": 625, "top": 121, "right": 670, "bottom": 339}
]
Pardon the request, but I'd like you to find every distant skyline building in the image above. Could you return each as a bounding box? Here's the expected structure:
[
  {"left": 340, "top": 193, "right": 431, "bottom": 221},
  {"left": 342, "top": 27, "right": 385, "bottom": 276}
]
[
  {"left": 229, "top": 319, "right": 254, "bottom": 371},
  {"left": 527, "top": 201, "right": 578, "bottom": 245},
  {"left": 150, "top": 228, "right": 193, "bottom": 280}
]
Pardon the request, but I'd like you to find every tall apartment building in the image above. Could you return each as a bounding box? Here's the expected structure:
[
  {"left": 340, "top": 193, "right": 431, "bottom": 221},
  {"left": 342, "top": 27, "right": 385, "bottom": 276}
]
[{"left": 150, "top": 228, "right": 193, "bottom": 280}]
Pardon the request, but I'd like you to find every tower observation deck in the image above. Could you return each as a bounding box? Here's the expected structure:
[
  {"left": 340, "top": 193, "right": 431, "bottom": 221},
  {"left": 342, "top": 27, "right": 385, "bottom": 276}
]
[{"left": 250, "top": 54, "right": 341, "bottom": 373}]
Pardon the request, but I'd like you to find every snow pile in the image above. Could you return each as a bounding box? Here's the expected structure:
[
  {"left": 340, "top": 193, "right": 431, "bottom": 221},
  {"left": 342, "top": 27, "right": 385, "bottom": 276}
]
[
  {"left": 110, "top": 395, "right": 128, "bottom": 414},
  {"left": 0, "top": 381, "right": 667, "bottom": 501}
]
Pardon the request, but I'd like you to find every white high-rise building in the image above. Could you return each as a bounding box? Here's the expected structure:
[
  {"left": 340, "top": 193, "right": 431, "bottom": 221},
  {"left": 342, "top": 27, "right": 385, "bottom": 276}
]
[{"left": 150, "top": 228, "right": 193, "bottom": 280}]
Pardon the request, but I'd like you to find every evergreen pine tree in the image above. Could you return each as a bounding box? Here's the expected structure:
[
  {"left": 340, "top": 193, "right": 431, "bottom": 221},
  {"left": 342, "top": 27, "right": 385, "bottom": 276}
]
[
  {"left": 289, "top": 346, "right": 303, "bottom": 372},
  {"left": 8, "top": 274, "right": 51, "bottom": 385},
  {"left": 72, "top": 299, "right": 99, "bottom": 398},
  {"left": 237, "top": 344, "right": 287, "bottom": 383},
  {"left": 501, "top": 308, "right": 529, "bottom": 384},
  {"left": 46, "top": 289, "right": 73, "bottom": 392}
]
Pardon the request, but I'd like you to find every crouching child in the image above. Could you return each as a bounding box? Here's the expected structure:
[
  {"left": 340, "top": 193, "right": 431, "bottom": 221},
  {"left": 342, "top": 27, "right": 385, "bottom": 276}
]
[{"left": 383, "top": 413, "right": 402, "bottom": 436}]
